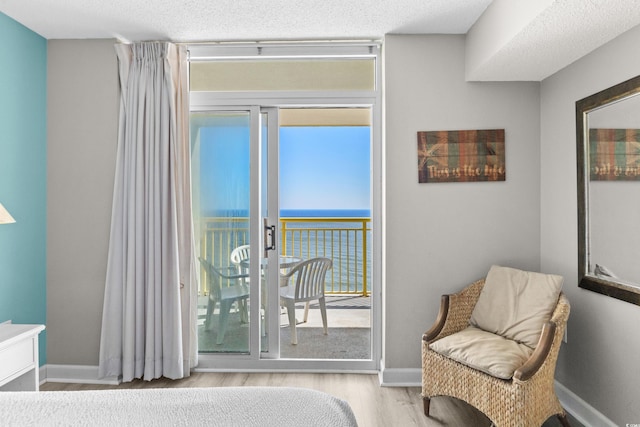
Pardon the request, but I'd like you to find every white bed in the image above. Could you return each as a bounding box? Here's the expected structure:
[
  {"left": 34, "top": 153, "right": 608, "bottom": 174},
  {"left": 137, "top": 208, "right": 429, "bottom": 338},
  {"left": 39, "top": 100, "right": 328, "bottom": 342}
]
[{"left": 1, "top": 386, "right": 358, "bottom": 426}]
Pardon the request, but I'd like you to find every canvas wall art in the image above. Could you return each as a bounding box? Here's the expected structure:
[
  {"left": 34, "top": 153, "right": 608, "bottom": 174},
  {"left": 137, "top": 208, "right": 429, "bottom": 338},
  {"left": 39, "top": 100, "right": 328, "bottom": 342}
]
[
  {"left": 589, "top": 128, "right": 640, "bottom": 181},
  {"left": 417, "top": 129, "right": 505, "bottom": 183}
]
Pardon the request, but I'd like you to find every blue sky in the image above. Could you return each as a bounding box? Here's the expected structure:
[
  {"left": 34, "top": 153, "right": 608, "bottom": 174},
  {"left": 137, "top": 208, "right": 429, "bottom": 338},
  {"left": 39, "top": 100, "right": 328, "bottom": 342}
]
[
  {"left": 198, "top": 123, "right": 370, "bottom": 214},
  {"left": 279, "top": 126, "right": 370, "bottom": 210}
]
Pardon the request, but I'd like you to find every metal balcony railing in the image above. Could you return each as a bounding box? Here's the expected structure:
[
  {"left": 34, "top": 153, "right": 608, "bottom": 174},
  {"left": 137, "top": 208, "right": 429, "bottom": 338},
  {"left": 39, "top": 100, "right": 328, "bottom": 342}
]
[{"left": 199, "top": 216, "right": 371, "bottom": 296}]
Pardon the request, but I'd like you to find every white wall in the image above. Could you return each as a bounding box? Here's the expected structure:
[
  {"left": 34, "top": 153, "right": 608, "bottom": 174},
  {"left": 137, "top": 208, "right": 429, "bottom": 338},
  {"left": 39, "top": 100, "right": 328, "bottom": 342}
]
[
  {"left": 47, "top": 39, "right": 118, "bottom": 365},
  {"left": 383, "top": 34, "right": 541, "bottom": 369},
  {"left": 540, "top": 24, "right": 640, "bottom": 426}
]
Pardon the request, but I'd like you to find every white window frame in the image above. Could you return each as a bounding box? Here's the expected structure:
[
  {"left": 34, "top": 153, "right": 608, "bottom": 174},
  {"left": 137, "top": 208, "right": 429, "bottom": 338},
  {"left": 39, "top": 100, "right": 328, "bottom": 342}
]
[{"left": 189, "top": 42, "right": 383, "bottom": 373}]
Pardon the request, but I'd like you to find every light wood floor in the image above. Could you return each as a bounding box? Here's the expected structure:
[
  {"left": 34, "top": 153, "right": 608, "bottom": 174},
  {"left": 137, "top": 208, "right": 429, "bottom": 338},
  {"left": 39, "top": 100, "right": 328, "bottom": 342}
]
[{"left": 41, "top": 372, "right": 580, "bottom": 427}]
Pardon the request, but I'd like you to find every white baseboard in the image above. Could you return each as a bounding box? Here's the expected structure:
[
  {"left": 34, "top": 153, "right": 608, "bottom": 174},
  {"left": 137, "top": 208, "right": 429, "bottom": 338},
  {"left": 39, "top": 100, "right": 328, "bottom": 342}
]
[
  {"left": 378, "top": 361, "right": 421, "bottom": 386},
  {"left": 44, "top": 364, "right": 120, "bottom": 385},
  {"left": 554, "top": 381, "right": 616, "bottom": 427}
]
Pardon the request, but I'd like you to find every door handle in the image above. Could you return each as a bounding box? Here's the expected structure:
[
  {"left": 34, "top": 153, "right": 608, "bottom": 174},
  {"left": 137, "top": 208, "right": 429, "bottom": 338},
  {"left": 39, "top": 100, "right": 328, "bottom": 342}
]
[{"left": 263, "top": 218, "right": 276, "bottom": 258}]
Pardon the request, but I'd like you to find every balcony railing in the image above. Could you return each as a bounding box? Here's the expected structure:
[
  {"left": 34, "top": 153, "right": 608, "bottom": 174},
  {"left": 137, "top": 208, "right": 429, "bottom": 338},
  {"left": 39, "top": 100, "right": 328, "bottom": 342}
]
[
  {"left": 199, "top": 216, "right": 371, "bottom": 296},
  {"left": 280, "top": 217, "right": 370, "bottom": 296}
]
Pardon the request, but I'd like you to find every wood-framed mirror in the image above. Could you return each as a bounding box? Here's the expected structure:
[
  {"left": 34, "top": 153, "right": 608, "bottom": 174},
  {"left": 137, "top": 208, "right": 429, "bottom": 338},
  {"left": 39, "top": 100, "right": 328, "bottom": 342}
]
[{"left": 577, "top": 74, "right": 640, "bottom": 306}]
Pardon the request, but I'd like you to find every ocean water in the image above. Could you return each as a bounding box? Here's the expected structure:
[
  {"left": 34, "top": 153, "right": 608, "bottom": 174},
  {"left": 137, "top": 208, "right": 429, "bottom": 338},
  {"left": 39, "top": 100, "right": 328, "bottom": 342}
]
[
  {"left": 206, "top": 209, "right": 370, "bottom": 218},
  {"left": 280, "top": 209, "right": 370, "bottom": 218}
]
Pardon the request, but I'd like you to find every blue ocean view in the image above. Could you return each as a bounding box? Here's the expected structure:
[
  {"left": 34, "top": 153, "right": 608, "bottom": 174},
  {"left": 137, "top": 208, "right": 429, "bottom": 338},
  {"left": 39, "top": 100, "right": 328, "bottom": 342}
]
[
  {"left": 206, "top": 209, "right": 370, "bottom": 218},
  {"left": 280, "top": 209, "right": 370, "bottom": 218},
  {"left": 195, "top": 120, "right": 372, "bottom": 294},
  {"left": 202, "top": 209, "right": 371, "bottom": 294}
]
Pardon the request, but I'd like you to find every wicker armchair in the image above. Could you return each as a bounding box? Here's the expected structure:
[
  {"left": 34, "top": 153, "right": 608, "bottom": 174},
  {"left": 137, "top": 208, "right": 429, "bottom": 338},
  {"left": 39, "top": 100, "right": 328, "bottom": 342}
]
[{"left": 422, "top": 278, "right": 571, "bottom": 427}]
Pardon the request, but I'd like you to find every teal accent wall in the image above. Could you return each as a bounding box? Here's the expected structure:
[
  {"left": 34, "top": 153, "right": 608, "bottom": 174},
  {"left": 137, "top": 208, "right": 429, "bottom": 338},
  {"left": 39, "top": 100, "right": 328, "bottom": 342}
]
[{"left": 0, "top": 13, "right": 47, "bottom": 364}]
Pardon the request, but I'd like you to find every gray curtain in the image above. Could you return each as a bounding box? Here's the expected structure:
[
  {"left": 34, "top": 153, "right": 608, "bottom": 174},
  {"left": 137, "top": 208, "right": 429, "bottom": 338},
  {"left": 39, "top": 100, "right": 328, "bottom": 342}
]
[{"left": 99, "top": 42, "right": 198, "bottom": 382}]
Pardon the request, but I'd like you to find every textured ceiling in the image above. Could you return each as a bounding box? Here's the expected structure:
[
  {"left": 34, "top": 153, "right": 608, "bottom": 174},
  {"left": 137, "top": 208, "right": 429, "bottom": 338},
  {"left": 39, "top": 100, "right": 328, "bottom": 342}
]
[
  {"left": 467, "top": 0, "right": 640, "bottom": 81},
  {"left": 2, "top": 0, "right": 640, "bottom": 81},
  {"left": 0, "top": 0, "right": 492, "bottom": 41}
]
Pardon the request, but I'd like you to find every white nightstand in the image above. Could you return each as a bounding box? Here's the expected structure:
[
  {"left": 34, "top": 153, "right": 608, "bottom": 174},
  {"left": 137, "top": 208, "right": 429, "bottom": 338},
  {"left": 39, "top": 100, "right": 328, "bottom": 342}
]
[{"left": 0, "top": 323, "right": 45, "bottom": 391}]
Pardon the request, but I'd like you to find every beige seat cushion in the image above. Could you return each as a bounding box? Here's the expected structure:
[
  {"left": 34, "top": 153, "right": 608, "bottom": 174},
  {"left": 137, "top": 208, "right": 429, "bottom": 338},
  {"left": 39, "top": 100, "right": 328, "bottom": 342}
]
[
  {"left": 429, "top": 326, "right": 533, "bottom": 380},
  {"left": 470, "top": 265, "right": 563, "bottom": 348}
]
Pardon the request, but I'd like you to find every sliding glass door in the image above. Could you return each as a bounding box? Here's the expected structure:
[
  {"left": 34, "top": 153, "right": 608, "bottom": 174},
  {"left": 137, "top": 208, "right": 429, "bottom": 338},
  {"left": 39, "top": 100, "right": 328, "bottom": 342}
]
[{"left": 190, "top": 106, "right": 375, "bottom": 367}]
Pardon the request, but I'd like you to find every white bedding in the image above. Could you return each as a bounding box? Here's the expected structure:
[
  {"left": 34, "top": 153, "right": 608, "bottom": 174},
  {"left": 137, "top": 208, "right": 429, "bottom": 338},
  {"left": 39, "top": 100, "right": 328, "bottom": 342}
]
[{"left": 0, "top": 386, "right": 358, "bottom": 427}]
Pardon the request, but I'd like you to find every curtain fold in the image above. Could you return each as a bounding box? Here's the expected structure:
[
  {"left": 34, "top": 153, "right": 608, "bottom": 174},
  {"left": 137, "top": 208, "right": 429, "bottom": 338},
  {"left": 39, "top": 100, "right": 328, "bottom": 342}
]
[{"left": 99, "top": 42, "right": 197, "bottom": 382}]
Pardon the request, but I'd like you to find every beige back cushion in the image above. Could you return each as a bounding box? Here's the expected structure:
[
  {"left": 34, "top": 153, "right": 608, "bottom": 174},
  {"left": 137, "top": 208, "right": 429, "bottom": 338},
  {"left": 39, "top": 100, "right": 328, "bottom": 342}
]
[{"left": 469, "top": 265, "right": 563, "bottom": 348}]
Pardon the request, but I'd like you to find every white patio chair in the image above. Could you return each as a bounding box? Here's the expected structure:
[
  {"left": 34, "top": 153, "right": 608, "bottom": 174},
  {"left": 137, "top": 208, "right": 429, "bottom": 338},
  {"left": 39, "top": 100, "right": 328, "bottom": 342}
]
[
  {"left": 230, "top": 244, "right": 251, "bottom": 275},
  {"left": 199, "top": 258, "right": 249, "bottom": 345},
  {"left": 279, "top": 257, "right": 332, "bottom": 345}
]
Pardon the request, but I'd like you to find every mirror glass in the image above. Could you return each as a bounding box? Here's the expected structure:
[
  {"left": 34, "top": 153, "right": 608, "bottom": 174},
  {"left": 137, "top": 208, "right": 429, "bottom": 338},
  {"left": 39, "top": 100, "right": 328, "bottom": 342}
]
[{"left": 577, "top": 75, "right": 640, "bottom": 305}]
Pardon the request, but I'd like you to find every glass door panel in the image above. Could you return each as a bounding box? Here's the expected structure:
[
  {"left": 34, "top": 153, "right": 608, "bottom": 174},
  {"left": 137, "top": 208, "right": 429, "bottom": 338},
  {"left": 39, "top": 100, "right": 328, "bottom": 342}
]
[
  {"left": 277, "top": 107, "right": 372, "bottom": 360},
  {"left": 191, "top": 111, "right": 252, "bottom": 354}
]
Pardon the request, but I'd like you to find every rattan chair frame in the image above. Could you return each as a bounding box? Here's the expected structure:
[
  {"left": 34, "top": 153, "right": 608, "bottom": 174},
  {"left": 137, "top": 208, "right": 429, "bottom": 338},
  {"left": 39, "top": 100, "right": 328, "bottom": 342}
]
[{"left": 421, "top": 279, "right": 571, "bottom": 427}]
